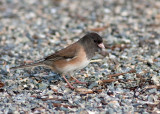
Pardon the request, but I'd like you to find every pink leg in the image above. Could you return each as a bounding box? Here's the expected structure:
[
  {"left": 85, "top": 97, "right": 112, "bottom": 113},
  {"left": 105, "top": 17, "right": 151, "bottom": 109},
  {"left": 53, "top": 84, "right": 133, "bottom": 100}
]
[
  {"left": 62, "top": 75, "right": 75, "bottom": 89},
  {"left": 71, "top": 76, "right": 86, "bottom": 84}
]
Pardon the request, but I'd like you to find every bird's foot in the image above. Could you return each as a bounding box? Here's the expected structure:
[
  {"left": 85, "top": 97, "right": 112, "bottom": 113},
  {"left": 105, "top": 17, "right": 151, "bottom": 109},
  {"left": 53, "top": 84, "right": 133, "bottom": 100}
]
[
  {"left": 71, "top": 76, "right": 86, "bottom": 84},
  {"left": 65, "top": 84, "right": 75, "bottom": 89},
  {"left": 63, "top": 75, "right": 75, "bottom": 89}
]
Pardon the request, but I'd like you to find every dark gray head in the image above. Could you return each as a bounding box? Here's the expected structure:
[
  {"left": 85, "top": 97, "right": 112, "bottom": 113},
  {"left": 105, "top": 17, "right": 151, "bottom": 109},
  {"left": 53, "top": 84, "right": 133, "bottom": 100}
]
[{"left": 79, "top": 32, "right": 105, "bottom": 59}]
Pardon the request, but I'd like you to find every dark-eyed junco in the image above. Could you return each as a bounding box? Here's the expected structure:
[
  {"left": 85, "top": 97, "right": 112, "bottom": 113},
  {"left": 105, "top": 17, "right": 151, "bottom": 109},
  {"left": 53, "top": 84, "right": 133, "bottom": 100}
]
[{"left": 11, "top": 32, "right": 105, "bottom": 89}]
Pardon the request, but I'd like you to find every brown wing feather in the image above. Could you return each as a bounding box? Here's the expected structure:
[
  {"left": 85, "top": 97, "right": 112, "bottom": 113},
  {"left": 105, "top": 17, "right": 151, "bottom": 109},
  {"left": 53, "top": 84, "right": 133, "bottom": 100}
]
[{"left": 44, "top": 42, "right": 80, "bottom": 61}]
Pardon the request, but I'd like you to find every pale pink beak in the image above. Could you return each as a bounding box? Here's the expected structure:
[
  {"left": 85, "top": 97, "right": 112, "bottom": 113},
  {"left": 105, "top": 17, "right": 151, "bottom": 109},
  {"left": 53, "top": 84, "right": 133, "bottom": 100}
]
[{"left": 98, "top": 43, "right": 105, "bottom": 49}]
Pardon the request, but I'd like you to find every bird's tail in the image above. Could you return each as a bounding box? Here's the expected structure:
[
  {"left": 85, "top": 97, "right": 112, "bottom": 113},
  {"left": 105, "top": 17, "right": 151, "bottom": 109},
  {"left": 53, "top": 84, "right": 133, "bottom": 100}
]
[{"left": 10, "top": 61, "right": 44, "bottom": 70}]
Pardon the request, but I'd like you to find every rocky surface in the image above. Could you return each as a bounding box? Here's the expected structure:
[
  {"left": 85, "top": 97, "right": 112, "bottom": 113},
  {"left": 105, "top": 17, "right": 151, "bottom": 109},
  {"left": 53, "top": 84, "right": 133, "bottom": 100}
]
[{"left": 0, "top": 0, "right": 160, "bottom": 113}]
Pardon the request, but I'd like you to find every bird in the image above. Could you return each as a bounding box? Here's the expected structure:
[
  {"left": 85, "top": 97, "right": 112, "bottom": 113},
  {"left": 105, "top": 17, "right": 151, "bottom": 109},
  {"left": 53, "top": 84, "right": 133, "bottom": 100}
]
[{"left": 10, "top": 32, "right": 105, "bottom": 89}]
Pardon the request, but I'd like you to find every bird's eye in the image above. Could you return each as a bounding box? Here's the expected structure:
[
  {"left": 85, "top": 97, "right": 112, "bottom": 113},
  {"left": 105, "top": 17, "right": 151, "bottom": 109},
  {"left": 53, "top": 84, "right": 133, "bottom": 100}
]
[{"left": 94, "top": 40, "right": 96, "bottom": 43}]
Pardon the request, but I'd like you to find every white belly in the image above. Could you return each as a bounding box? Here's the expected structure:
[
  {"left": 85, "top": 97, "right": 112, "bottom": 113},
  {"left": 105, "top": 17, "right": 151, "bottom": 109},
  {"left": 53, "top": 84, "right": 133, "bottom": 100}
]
[{"left": 62, "top": 58, "right": 90, "bottom": 73}]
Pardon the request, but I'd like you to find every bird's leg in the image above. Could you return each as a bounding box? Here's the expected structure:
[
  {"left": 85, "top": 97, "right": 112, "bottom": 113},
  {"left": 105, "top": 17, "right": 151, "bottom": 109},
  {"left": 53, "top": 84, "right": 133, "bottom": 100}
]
[
  {"left": 71, "top": 76, "right": 86, "bottom": 84},
  {"left": 62, "top": 75, "right": 75, "bottom": 89}
]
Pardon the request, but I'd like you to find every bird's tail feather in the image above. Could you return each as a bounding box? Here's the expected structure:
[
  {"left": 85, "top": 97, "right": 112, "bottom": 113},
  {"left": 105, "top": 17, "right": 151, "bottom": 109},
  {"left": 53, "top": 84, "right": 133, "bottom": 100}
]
[{"left": 10, "top": 61, "right": 44, "bottom": 70}]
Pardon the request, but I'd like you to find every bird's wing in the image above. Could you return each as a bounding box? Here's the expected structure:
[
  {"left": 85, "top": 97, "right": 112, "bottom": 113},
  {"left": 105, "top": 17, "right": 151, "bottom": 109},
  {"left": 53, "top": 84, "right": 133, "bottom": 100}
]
[{"left": 44, "top": 43, "right": 80, "bottom": 61}]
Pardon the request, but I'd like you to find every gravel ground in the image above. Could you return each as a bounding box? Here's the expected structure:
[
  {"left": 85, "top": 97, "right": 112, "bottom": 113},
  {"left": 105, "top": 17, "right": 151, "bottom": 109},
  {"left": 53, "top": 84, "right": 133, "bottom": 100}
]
[{"left": 0, "top": 0, "right": 160, "bottom": 113}]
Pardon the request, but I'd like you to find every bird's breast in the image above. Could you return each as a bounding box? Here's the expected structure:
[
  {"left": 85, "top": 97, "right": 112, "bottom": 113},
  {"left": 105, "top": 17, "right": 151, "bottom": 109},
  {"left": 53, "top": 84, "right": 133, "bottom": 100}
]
[
  {"left": 55, "top": 47, "right": 90, "bottom": 74},
  {"left": 62, "top": 57, "right": 90, "bottom": 73}
]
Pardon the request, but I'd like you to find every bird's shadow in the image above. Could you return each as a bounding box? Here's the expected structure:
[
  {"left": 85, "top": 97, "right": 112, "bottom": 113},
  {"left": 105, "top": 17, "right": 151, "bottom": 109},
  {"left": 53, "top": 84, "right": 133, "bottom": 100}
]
[
  {"left": 13, "top": 67, "right": 63, "bottom": 84},
  {"left": 12, "top": 67, "right": 90, "bottom": 88}
]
